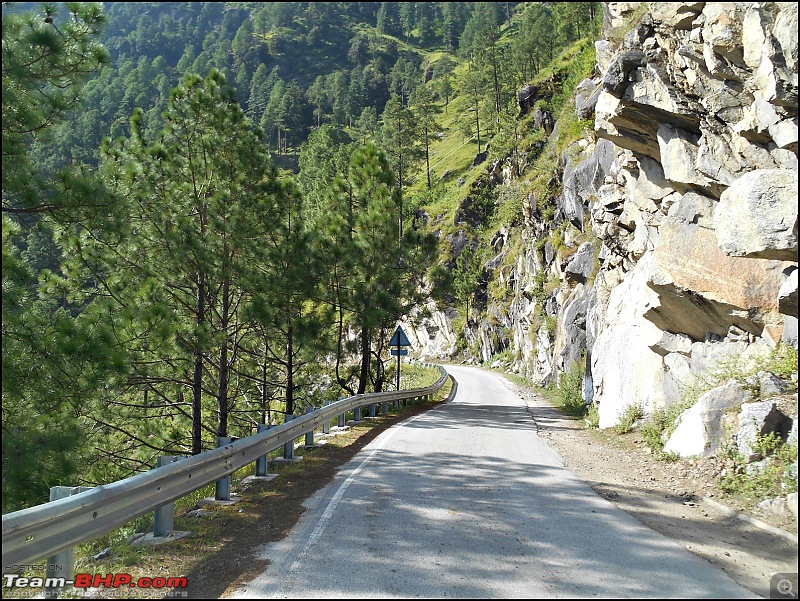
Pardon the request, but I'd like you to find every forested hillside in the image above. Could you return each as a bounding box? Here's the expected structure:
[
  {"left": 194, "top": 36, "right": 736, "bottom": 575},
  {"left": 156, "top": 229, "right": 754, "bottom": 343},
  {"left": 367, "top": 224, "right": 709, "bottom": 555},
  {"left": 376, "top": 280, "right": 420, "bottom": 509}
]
[{"left": 2, "top": 1, "right": 601, "bottom": 511}]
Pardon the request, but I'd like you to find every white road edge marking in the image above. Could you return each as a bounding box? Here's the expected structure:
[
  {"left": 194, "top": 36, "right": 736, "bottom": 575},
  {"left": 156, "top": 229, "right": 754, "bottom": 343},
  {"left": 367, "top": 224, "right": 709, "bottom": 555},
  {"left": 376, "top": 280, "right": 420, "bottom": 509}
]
[{"left": 272, "top": 407, "right": 439, "bottom": 598}]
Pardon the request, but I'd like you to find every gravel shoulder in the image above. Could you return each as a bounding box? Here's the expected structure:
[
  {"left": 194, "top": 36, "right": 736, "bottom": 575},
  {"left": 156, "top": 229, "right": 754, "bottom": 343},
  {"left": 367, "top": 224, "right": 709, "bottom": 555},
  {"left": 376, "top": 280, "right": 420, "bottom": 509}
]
[{"left": 511, "top": 378, "right": 798, "bottom": 599}]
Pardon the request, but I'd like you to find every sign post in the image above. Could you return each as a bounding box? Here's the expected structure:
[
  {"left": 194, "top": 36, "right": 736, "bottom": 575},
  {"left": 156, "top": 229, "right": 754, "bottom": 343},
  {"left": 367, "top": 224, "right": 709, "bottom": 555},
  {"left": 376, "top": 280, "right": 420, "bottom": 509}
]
[{"left": 389, "top": 326, "right": 410, "bottom": 392}]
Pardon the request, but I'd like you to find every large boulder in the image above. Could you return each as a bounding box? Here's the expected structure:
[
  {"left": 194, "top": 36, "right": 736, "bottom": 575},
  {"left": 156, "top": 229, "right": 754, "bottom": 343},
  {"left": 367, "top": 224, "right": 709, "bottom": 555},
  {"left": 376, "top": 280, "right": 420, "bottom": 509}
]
[
  {"left": 575, "top": 77, "right": 603, "bottom": 119},
  {"left": 649, "top": 2, "right": 704, "bottom": 30},
  {"left": 518, "top": 84, "right": 537, "bottom": 116},
  {"left": 641, "top": 218, "right": 793, "bottom": 341},
  {"left": 663, "top": 380, "right": 751, "bottom": 458},
  {"left": 649, "top": 331, "right": 693, "bottom": 356},
  {"left": 595, "top": 63, "right": 701, "bottom": 162},
  {"left": 735, "top": 400, "right": 794, "bottom": 462},
  {"left": 602, "top": 50, "right": 647, "bottom": 97},
  {"left": 714, "top": 169, "right": 799, "bottom": 261},
  {"left": 561, "top": 140, "right": 616, "bottom": 228},
  {"left": 657, "top": 124, "right": 712, "bottom": 190},
  {"left": 556, "top": 284, "right": 591, "bottom": 374},
  {"left": 591, "top": 265, "right": 669, "bottom": 428}
]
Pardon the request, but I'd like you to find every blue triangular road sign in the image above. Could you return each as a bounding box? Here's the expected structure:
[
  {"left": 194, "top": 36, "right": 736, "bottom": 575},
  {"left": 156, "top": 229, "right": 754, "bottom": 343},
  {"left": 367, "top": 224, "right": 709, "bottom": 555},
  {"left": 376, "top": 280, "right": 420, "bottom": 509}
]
[{"left": 389, "top": 326, "right": 411, "bottom": 347}]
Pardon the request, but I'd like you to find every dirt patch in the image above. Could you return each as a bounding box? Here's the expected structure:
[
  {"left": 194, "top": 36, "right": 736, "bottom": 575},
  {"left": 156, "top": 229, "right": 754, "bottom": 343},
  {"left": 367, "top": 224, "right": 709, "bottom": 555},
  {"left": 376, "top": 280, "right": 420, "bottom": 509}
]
[{"left": 515, "top": 382, "right": 798, "bottom": 599}]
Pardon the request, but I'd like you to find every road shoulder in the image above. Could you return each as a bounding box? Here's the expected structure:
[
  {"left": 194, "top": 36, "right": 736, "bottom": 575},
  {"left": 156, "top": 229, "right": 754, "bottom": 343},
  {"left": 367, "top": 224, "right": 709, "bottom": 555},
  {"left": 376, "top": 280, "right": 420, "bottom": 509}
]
[{"left": 510, "top": 378, "right": 798, "bottom": 599}]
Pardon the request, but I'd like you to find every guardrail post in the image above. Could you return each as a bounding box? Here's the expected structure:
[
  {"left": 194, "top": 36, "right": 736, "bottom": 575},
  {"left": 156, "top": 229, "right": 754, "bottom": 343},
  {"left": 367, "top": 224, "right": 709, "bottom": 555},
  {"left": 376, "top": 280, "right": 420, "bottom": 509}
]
[
  {"left": 215, "top": 437, "right": 234, "bottom": 501},
  {"left": 322, "top": 401, "right": 331, "bottom": 434},
  {"left": 45, "top": 486, "right": 91, "bottom": 598},
  {"left": 353, "top": 404, "right": 362, "bottom": 422},
  {"left": 337, "top": 398, "right": 346, "bottom": 428},
  {"left": 255, "top": 424, "right": 271, "bottom": 477},
  {"left": 305, "top": 406, "right": 315, "bottom": 446},
  {"left": 284, "top": 414, "right": 296, "bottom": 459},
  {"left": 382, "top": 400, "right": 389, "bottom": 415},
  {"left": 153, "top": 456, "right": 181, "bottom": 536},
  {"left": 368, "top": 402, "right": 377, "bottom": 417}
]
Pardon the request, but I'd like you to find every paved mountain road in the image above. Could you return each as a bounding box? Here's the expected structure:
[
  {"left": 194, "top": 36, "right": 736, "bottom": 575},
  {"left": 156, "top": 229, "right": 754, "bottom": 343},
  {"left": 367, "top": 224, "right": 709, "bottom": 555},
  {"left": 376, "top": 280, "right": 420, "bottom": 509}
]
[{"left": 230, "top": 365, "right": 757, "bottom": 599}]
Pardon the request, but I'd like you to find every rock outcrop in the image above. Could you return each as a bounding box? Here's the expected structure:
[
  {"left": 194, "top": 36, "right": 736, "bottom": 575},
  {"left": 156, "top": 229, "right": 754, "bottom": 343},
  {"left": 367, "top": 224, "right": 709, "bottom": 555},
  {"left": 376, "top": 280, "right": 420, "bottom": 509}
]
[
  {"left": 587, "top": 2, "right": 797, "bottom": 426},
  {"left": 414, "top": 2, "right": 798, "bottom": 435}
]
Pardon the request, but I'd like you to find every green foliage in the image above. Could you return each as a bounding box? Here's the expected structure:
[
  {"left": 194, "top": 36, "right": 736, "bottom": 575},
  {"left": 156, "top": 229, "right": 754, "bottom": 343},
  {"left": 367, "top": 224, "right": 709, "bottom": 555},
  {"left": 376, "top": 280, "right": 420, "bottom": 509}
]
[
  {"left": 639, "top": 398, "right": 695, "bottom": 458},
  {"left": 612, "top": 403, "right": 644, "bottom": 435},
  {"left": 318, "top": 142, "right": 437, "bottom": 396},
  {"left": 556, "top": 359, "right": 587, "bottom": 418},
  {"left": 556, "top": 114, "right": 596, "bottom": 156},
  {"left": 2, "top": 0, "right": 618, "bottom": 512},
  {"left": 680, "top": 343, "right": 791, "bottom": 406},
  {"left": 390, "top": 363, "right": 442, "bottom": 390},
  {"left": 532, "top": 270, "right": 560, "bottom": 307},
  {"left": 452, "top": 243, "right": 483, "bottom": 321},
  {"left": 494, "top": 183, "right": 526, "bottom": 228},
  {"left": 585, "top": 403, "right": 600, "bottom": 429},
  {"left": 766, "top": 343, "right": 799, "bottom": 379},
  {"left": 720, "top": 435, "right": 798, "bottom": 499},
  {"left": 605, "top": 3, "right": 651, "bottom": 47},
  {"left": 1, "top": 2, "right": 127, "bottom": 511},
  {"left": 487, "top": 347, "right": 516, "bottom": 366},
  {"left": 639, "top": 343, "right": 797, "bottom": 460},
  {"left": 2, "top": 1, "right": 110, "bottom": 216}
]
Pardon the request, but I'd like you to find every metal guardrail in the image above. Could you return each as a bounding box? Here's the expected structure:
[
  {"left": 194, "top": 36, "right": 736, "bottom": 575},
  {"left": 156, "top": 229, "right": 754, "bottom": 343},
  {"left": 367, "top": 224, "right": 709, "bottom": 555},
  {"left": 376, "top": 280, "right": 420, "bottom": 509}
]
[{"left": 2, "top": 365, "right": 451, "bottom": 569}]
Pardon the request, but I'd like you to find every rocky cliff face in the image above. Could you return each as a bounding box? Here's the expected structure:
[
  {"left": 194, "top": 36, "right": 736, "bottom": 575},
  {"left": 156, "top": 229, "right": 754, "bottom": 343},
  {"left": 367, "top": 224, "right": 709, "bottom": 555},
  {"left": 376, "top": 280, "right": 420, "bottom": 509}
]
[
  {"left": 409, "top": 2, "right": 798, "bottom": 432},
  {"left": 588, "top": 1, "right": 797, "bottom": 427}
]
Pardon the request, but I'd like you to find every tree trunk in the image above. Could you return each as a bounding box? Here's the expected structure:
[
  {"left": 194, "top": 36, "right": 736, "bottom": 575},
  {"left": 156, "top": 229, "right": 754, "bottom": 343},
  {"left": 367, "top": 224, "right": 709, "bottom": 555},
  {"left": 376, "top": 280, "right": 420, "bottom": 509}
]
[
  {"left": 357, "top": 325, "right": 371, "bottom": 395},
  {"left": 476, "top": 104, "right": 481, "bottom": 151},
  {"left": 192, "top": 272, "right": 205, "bottom": 455},
  {"left": 217, "top": 276, "right": 230, "bottom": 438},
  {"left": 424, "top": 124, "right": 431, "bottom": 189},
  {"left": 261, "top": 346, "right": 269, "bottom": 425},
  {"left": 286, "top": 317, "right": 294, "bottom": 415}
]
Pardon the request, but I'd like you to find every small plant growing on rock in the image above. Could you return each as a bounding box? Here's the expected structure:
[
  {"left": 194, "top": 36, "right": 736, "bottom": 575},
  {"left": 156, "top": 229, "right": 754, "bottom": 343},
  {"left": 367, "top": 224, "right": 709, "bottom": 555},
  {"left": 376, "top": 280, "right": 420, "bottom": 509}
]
[
  {"left": 613, "top": 402, "right": 644, "bottom": 435},
  {"left": 720, "top": 433, "right": 798, "bottom": 500},
  {"left": 766, "top": 343, "right": 799, "bottom": 380}
]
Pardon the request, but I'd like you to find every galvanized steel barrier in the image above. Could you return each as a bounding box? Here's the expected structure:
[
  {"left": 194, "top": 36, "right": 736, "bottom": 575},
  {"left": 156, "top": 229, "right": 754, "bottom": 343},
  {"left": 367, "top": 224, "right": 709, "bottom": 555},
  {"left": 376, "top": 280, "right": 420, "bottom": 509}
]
[{"left": 2, "top": 365, "right": 453, "bottom": 569}]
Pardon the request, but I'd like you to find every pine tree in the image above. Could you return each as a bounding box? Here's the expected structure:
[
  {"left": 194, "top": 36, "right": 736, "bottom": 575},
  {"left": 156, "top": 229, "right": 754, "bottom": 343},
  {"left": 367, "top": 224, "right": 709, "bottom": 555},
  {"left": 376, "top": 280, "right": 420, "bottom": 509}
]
[
  {"left": 319, "top": 143, "right": 435, "bottom": 395},
  {"left": 381, "top": 94, "right": 423, "bottom": 226},
  {"left": 432, "top": 56, "right": 455, "bottom": 113},
  {"left": 246, "top": 181, "right": 324, "bottom": 418},
  {"left": 461, "top": 66, "right": 488, "bottom": 151},
  {"left": 409, "top": 85, "right": 441, "bottom": 189},
  {"left": 80, "top": 70, "right": 285, "bottom": 452},
  {"left": 2, "top": 2, "right": 109, "bottom": 218},
  {"left": 2, "top": 2, "right": 117, "bottom": 510}
]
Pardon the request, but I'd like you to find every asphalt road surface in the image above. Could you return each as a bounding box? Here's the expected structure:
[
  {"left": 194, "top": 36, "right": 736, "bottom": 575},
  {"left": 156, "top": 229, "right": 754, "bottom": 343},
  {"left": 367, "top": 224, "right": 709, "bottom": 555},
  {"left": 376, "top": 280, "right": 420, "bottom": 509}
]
[{"left": 230, "top": 364, "right": 757, "bottom": 599}]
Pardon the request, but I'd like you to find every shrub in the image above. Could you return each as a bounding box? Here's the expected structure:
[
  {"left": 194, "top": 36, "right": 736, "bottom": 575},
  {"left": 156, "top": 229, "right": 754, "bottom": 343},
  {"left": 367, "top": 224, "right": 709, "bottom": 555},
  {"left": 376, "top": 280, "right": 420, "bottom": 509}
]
[
  {"left": 557, "top": 360, "right": 586, "bottom": 418},
  {"left": 585, "top": 403, "right": 600, "bottom": 429},
  {"left": 720, "top": 434, "right": 798, "bottom": 499},
  {"left": 639, "top": 398, "right": 694, "bottom": 457},
  {"left": 766, "top": 343, "right": 799, "bottom": 379},
  {"left": 613, "top": 402, "right": 644, "bottom": 435}
]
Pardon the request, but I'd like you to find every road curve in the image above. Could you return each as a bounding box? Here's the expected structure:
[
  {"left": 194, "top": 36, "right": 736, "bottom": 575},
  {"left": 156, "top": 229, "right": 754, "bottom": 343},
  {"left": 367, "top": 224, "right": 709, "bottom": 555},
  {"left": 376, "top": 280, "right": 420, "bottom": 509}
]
[{"left": 230, "top": 364, "right": 757, "bottom": 599}]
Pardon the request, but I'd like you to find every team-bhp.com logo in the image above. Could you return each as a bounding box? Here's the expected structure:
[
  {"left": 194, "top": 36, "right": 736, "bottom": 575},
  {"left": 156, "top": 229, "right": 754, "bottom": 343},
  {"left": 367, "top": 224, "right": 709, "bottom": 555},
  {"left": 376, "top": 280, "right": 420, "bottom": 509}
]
[{"left": 4, "top": 572, "right": 188, "bottom": 592}]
